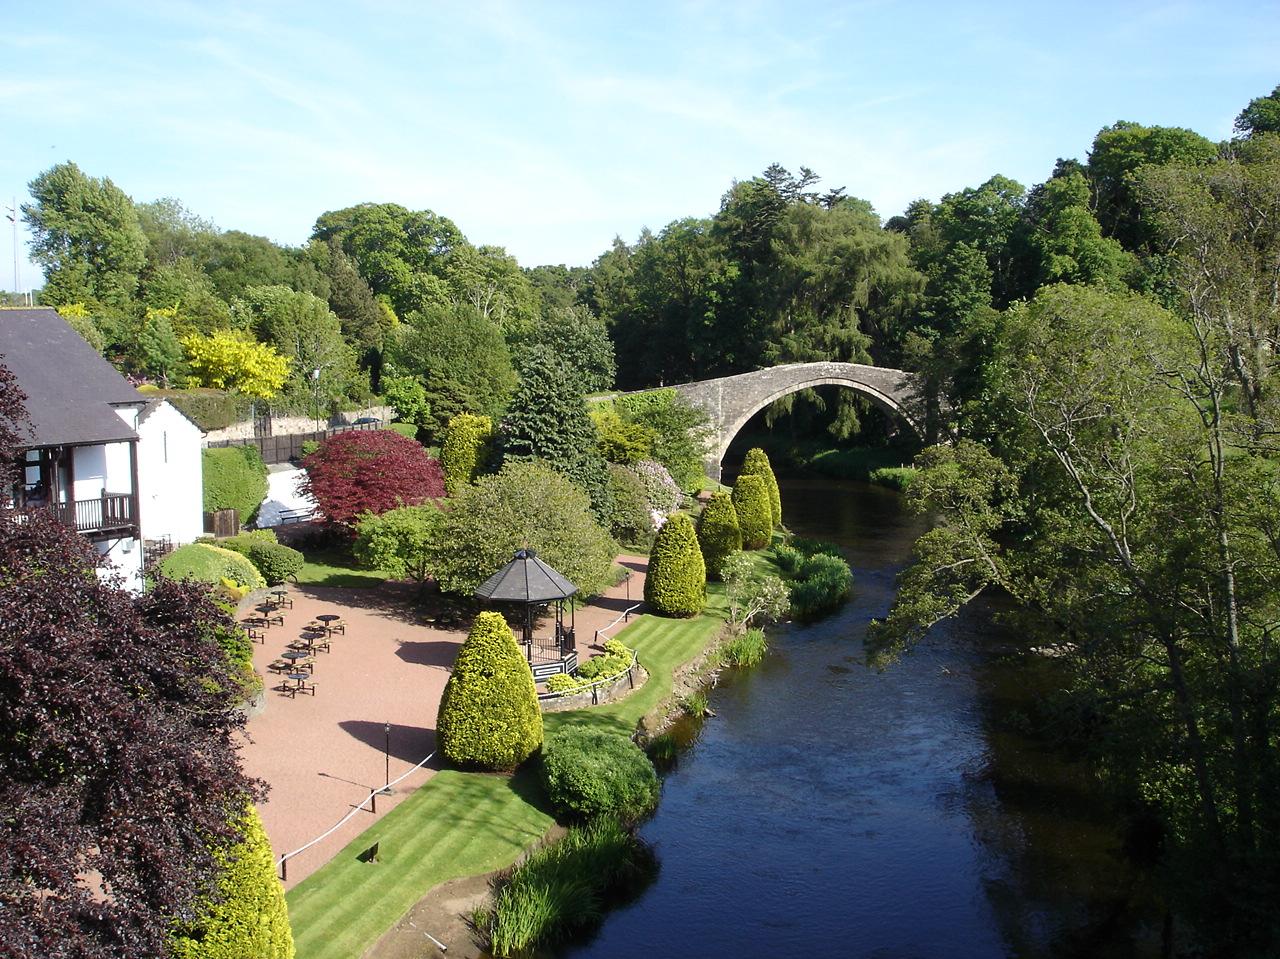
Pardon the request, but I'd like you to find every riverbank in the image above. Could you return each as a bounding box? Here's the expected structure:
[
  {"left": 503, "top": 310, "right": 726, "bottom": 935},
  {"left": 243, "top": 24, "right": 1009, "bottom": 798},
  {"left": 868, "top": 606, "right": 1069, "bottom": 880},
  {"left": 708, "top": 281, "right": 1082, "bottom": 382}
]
[{"left": 285, "top": 577, "right": 733, "bottom": 959}]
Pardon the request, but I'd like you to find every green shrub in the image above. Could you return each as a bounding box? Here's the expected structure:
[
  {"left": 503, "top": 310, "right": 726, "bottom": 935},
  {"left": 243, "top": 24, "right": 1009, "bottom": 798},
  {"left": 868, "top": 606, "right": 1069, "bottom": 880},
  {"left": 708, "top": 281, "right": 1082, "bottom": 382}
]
[
  {"left": 440, "top": 412, "right": 494, "bottom": 495},
  {"left": 159, "top": 543, "right": 266, "bottom": 591},
  {"left": 739, "top": 447, "right": 782, "bottom": 527},
  {"left": 576, "top": 640, "right": 632, "bottom": 681},
  {"left": 427, "top": 461, "right": 617, "bottom": 599},
  {"left": 868, "top": 466, "right": 916, "bottom": 491},
  {"left": 216, "top": 529, "right": 279, "bottom": 555},
  {"left": 696, "top": 491, "right": 742, "bottom": 579},
  {"left": 721, "top": 628, "right": 768, "bottom": 668},
  {"left": 644, "top": 513, "right": 705, "bottom": 617},
  {"left": 545, "top": 673, "right": 586, "bottom": 694},
  {"left": 353, "top": 504, "right": 442, "bottom": 584},
  {"left": 245, "top": 541, "right": 304, "bottom": 585},
  {"left": 299, "top": 439, "right": 320, "bottom": 458},
  {"left": 437, "top": 611, "right": 543, "bottom": 770},
  {"left": 482, "top": 816, "right": 656, "bottom": 957},
  {"left": 170, "top": 807, "right": 294, "bottom": 959},
  {"left": 790, "top": 537, "right": 843, "bottom": 558},
  {"left": 540, "top": 727, "right": 660, "bottom": 821},
  {"left": 789, "top": 552, "right": 852, "bottom": 620},
  {"left": 605, "top": 463, "right": 654, "bottom": 546},
  {"left": 731, "top": 475, "right": 772, "bottom": 550},
  {"left": 202, "top": 446, "right": 269, "bottom": 526},
  {"left": 773, "top": 543, "right": 802, "bottom": 574}
]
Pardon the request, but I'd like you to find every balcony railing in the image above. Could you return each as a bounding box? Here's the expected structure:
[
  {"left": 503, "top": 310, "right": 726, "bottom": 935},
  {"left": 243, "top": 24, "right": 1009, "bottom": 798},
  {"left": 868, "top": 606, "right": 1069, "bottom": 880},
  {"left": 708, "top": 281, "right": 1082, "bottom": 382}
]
[{"left": 13, "top": 493, "right": 138, "bottom": 536}]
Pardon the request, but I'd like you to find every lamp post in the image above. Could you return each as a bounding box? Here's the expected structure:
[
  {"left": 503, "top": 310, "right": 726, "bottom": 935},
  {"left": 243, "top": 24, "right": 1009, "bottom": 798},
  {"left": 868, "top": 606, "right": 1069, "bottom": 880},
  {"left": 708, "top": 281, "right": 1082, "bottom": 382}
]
[
  {"left": 382, "top": 721, "right": 391, "bottom": 794},
  {"left": 310, "top": 367, "right": 322, "bottom": 433}
]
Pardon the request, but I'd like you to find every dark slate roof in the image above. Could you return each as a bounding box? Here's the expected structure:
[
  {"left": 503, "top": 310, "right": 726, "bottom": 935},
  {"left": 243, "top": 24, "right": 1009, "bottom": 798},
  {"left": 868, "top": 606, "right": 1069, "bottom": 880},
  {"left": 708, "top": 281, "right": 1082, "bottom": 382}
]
[
  {"left": 0, "top": 308, "right": 142, "bottom": 448},
  {"left": 475, "top": 549, "right": 579, "bottom": 603}
]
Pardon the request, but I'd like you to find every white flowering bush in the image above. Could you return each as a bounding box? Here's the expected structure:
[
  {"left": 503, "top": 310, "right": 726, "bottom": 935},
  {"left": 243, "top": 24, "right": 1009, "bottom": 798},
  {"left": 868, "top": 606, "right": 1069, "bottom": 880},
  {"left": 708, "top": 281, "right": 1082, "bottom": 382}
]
[{"left": 631, "top": 459, "right": 682, "bottom": 517}]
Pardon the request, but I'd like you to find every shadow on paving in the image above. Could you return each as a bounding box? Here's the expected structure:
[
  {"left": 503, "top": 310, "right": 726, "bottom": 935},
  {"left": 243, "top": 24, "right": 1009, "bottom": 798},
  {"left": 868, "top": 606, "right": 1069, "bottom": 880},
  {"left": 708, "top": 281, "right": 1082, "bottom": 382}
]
[
  {"left": 294, "top": 582, "right": 436, "bottom": 629},
  {"left": 339, "top": 720, "right": 438, "bottom": 765},
  {"left": 394, "top": 639, "right": 461, "bottom": 668}
]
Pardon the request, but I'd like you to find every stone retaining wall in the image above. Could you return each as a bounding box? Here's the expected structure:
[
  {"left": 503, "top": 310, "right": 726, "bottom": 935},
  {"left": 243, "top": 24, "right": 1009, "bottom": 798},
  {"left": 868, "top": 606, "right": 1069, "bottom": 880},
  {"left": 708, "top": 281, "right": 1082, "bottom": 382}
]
[{"left": 203, "top": 405, "right": 394, "bottom": 444}]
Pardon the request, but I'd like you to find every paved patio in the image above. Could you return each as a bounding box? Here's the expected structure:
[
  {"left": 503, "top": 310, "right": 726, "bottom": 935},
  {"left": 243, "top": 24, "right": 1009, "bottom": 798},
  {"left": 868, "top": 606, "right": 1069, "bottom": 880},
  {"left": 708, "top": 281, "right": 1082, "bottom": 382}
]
[{"left": 241, "top": 555, "right": 647, "bottom": 888}]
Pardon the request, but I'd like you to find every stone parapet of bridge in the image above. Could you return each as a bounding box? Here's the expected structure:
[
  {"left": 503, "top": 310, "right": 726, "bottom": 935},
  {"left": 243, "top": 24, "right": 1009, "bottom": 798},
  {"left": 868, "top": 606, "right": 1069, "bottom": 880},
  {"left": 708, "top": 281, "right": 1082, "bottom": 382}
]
[{"left": 659, "top": 361, "right": 923, "bottom": 481}]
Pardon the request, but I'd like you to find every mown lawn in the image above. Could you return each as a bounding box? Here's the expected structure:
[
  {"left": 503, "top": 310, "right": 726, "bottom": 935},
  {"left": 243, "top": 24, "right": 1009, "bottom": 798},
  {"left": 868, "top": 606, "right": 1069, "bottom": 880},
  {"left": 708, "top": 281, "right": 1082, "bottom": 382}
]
[
  {"left": 293, "top": 546, "right": 385, "bottom": 589},
  {"left": 285, "top": 595, "right": 727, "bottom": 959}
]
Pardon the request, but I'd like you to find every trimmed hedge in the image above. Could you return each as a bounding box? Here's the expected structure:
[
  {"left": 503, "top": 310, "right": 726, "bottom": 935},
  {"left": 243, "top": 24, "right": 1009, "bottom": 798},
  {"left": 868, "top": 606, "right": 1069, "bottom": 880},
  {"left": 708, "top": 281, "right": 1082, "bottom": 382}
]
[
  {"left": 155, "top": 389, "right": 257, "bottom": 432},
  {"left": 245, "top": 541, "right": 303, "bottom": 585},
  {"left": 170, "top": 807, "right": 294, "bottom": 959},
  {"left": 539, "top": 727, "right": 660, "bottom": 822},
  {"left": 214, "top": 530, "right": 301, "bottom": 585},
  {"left": 437, "top": 611, "right": 543, "bottom": 770},
  {"left": 440, "top": 413, "right": 493, "bottom": 495},
  {"left": 159, "top": 543, "right": 266, "bottom": 591},
  {"left": 731, "top": 475, "right": 772, "bottom": 550},
  {"left": 696, "top": 491, "right": 742, "bottom": 579},
  {"left": 739, "top": 447, "right": 782, "bottom": 528},
  {"left": 644, "top": 513, "right": 705, "bottom": 618},
  {"left": 202, "top": 446, "right": 269, "bottom": 526}
]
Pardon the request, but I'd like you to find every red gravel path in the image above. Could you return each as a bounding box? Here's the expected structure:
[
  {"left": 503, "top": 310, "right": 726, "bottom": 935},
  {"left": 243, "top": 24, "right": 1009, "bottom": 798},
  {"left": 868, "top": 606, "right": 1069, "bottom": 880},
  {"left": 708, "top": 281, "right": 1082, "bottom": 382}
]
[{"left": 241, "top": 556, "right": 647, "bottom": 888}]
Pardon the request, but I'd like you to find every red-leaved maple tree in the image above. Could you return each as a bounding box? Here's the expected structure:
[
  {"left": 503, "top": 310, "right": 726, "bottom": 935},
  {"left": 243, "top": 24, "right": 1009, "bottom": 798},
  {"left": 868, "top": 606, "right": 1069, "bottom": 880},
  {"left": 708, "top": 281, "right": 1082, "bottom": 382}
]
[{"left": 298, "top": 428, "right": 445, "bottom": 529}]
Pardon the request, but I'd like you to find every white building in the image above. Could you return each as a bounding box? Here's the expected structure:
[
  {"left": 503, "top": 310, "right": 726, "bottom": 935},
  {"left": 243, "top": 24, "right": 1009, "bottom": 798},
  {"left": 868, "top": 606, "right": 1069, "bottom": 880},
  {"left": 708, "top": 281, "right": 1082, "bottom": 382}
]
[
  {"left": 2, "top": 308, "right": 204, "bottom": 592},
  {"left": 136, "top": 398, "right": 205, "bottom": 545}
]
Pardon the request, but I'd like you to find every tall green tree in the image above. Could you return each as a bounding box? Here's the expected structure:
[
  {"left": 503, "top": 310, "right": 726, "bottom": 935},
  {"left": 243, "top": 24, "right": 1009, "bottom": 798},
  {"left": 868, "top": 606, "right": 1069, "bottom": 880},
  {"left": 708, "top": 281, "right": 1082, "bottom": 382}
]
[
  {"left": 513, "top": 304, "right": 616, "bottom": 393},
  {"left": 501, "top": 345, "right": 612, "bottom": 521},
  {"left": 232, "top": 285, "right": 360, "bottom": 404},
  {"left": 1234, "top": 84, "right": 1280, "bottom": 139},
  {"left": 23, "top": 162, "right": 147, "bottom": 310},
  {"left": 388, "top": 303, "right": 516, "bottom": 430}
]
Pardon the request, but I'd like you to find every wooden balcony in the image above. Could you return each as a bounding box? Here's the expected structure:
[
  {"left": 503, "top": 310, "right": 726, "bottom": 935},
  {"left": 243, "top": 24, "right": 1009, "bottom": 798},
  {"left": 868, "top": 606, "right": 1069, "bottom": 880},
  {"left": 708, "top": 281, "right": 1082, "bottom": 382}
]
[{"left": 14, "top": 493, "right": 139, "bottom": 538}]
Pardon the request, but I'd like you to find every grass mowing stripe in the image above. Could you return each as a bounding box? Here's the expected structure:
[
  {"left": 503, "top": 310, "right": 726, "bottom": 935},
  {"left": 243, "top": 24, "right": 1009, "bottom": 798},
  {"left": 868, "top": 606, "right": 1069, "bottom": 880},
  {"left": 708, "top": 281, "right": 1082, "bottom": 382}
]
[{"left": 286, "top": 606, "right": 727, "bottom": 959}]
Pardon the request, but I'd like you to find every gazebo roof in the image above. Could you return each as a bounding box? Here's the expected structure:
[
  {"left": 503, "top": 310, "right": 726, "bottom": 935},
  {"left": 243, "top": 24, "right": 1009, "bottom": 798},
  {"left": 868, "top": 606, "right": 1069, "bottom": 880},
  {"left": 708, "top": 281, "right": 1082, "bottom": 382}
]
[{"left": 474, "top": 549, "right": 578, "bottom": 604}]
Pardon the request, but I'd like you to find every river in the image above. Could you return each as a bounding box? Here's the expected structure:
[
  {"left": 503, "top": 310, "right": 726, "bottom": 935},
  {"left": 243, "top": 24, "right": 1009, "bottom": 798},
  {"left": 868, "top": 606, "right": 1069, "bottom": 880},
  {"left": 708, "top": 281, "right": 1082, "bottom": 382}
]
[{"left": 566, "top": 477, "right": 1160, "bottom": 959}]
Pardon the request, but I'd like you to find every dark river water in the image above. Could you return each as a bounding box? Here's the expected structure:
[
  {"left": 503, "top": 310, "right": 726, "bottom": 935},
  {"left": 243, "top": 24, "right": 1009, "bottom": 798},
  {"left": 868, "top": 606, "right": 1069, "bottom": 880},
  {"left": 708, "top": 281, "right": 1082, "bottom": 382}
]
[{"left": 566, "top": 477, "right": 1159, "bottom": 959}]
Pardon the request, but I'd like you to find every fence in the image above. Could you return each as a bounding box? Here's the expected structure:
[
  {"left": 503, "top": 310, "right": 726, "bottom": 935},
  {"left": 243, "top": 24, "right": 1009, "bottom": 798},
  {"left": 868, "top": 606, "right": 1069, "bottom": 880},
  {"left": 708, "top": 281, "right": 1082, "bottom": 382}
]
[
  {"left": 537, "top": 603, "right": 643, "bottom": 705},
  {"left": 206, "top": 421, "right": 379, "bottom": 465}
]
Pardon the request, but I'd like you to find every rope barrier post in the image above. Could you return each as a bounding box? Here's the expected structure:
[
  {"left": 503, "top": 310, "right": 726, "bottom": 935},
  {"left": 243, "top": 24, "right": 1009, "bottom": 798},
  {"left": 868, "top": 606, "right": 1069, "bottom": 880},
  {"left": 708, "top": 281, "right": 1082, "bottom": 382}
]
[{"left": 281, "top": 855, "right": 287, "bottom": 882}]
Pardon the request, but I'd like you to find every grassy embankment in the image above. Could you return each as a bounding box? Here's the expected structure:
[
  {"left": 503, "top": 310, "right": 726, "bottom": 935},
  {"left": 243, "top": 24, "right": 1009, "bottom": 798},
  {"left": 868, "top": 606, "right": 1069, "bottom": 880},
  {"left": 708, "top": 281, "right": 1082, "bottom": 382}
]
[{"left": 285, "top": 583, "right": 729, "bottom": 959}]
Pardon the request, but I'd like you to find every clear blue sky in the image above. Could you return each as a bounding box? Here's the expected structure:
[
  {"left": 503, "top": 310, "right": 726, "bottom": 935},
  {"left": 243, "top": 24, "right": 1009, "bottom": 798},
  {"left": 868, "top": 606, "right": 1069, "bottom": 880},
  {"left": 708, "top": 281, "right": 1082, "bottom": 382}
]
[{"left": 1, "top": 0, "right": 1277, "bottom": 293}]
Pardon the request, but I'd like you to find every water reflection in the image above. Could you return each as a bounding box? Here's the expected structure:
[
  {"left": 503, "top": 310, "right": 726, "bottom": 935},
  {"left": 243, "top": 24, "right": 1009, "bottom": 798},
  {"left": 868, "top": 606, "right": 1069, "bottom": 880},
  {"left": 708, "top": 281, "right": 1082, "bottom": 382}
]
[{"left": 564, "top": 478, "right": 1156, "bottom": 959}]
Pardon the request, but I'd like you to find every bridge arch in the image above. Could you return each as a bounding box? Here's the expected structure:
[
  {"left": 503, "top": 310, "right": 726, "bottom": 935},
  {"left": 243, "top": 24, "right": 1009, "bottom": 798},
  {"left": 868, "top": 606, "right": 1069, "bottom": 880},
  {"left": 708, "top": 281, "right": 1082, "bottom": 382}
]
[{"left": 662, "top": 362, "right": 923, "bottom": 482}]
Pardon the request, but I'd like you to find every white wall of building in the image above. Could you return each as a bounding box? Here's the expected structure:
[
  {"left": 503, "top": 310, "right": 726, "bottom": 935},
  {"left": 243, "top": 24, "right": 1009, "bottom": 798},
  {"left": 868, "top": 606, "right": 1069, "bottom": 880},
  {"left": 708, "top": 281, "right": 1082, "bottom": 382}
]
[
  {"left": 71, "top": 440, "right": 135, "bottom": 499},
  {"left": 96, "top": 536, "right": 144, "bottom": 593},
  {"left": 137, "top": 401, "right": 204, "bottom": 544}
]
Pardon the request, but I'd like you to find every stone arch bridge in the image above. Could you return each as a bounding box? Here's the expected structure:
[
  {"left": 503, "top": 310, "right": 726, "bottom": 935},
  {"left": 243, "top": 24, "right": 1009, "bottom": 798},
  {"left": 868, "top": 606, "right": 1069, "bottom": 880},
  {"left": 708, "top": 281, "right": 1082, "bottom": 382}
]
[{"left": 656, "top": 361, "right": 924, "bottom": 481}]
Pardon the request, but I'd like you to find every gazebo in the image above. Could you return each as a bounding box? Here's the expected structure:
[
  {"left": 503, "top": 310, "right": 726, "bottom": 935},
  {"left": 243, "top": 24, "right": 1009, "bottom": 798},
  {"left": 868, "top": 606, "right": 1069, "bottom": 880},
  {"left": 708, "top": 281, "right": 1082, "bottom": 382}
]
[{"left": 475, "top": 549, "right": 579, "bottom": 676}]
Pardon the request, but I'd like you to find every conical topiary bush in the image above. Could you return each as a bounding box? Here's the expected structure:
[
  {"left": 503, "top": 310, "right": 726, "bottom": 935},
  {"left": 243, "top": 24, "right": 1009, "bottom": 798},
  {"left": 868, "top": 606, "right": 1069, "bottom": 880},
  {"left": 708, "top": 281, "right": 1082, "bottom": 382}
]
[
  {"left": 437, "top": 611, "right": 543, "bottom": 770},
  {"left": 644, "top": 513, "right": 706, "bottom": 617},
  {"left": 740, "top": 448, "right": 782, "bottom": 528},
  {"left": 696, "top": 491, "right": 742, "bottom": 579},
  {"left": 732, "top": 475, "right": 772, "bottom": 550}
]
